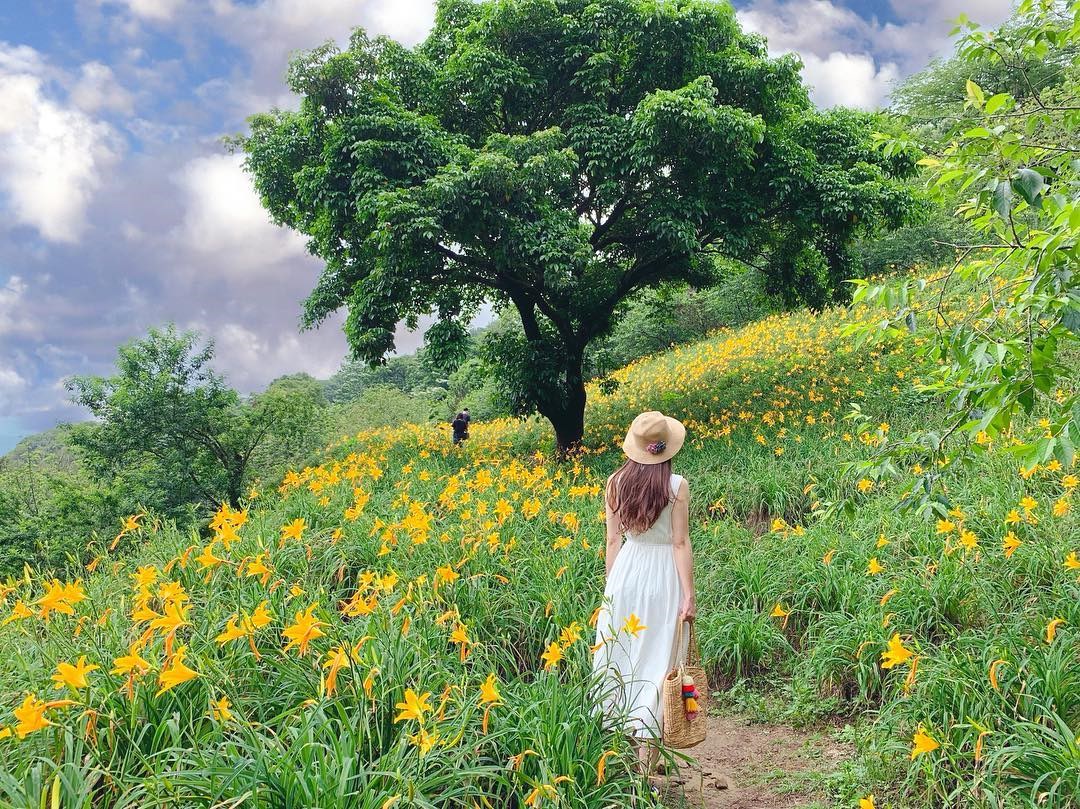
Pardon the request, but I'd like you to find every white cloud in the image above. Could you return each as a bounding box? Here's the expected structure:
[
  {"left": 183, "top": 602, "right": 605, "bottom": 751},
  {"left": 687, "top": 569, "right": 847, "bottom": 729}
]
[
  {"left": 876, "top": 1, "right": 1014, "bottom": 75},
  {"left": 0, "top": 276, "right": 33, "bottom": 336},
  {"left": 206, "top": 0, "right": 436, "bottom": 116},
  {"left": 212, "top": 322, "right": 264, "bottom": 370},
  {"left": 0, "top": 46, "right": 121, "bottom": 243},
  {"left": 739, "top": 0, "right": 872, "bottom": 57},
  {"left": 800, "top": 51, "right": 901, "bottom": 109},
  {"left": 364, "top": 0, "right": 436, "bottom": 45},
  {"left": 888, "top": 0, "right": 1014, "bottom": 26},
  {"left": 737, "top": 0, "right": 1016, "bottom": 109},
  {"left": 0, "top": 44, "right": 47, "bottom": 76},
  {"left": 737, "top": 0, "right": 894, "bottom": 108},
  {"left": 193, "top": 321, "right": 344, "bottom": 390},
  {"left": 211, "top": 0, "right": 435, "bottom": 52},
  {"left": 172, "top": 152, "right": 309, "bottom": 276},
  {"left": 97, "top": 0, "right": 186, "bottom": 22},
  {"left": 0, "top": 362, "right": 28, "bottom": 411},
  {"left": 70, "top": 62, "right": 135, "bottom": 114},
  {"left": 120, "top": 220, "right": 144, "bottom": 241},
  {"left": 0, "top": 365, "right": 27, "bottom": 391}
]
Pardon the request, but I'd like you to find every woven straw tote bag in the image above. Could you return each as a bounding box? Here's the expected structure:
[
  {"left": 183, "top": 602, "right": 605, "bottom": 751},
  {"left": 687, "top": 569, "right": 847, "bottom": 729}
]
[{"left": 662, "top": 620, "right": 708, "bottom": 749}]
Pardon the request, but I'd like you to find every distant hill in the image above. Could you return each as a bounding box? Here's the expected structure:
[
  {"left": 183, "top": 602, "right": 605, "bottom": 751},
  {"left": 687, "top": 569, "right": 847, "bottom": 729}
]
[{"left": 0, "top": 424, "right": 80, "bottom": 476}]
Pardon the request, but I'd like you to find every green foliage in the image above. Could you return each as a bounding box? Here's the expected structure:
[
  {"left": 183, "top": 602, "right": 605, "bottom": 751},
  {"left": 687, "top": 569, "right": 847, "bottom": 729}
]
[
  {"left": 482, "top": 316, "right": 573, "bottom": 423},
  {"left": 0, "top": 427, "right": 79, "bottom": 476},
  {"left": 1, "top": 345, "right": 340, "bottom": 577},
  {"left": 0, "top": 484, "right": 30, "bottom": 575},
  {"left": 247, "top": 374, "right": 332, "bottom": 483},
  {"left": 590, "top": 270, "right": 778, "bottom": 373},
  {"left": 851, "top": 215, "right": 973, "bottom": 279},
  {"left": 68, "top": 325, "right": 326, "bottom": 511},
  {"left": 329, "top": 385, "right": 435, "bottom": 437},
  {"left": 0, "top": 429, "right": 142, "bottom": 577},
  {"left": 439, "top": 357, "right": 503, "bottom": 422},
  {"left": 241, "top": 0, "right": 917, "bottom": 450},
  {"left": 852, "top": 0, "right": 1080, "bottom": 513},
  {"left": 891, "top": 4, "right": 1079, "bottom": 137},
  {"left": 325, "top": 354, "right": 438, "bottom": 404},
  {"left": 0, "top": 462, "right": 130, "bottom": 578},
  {"left": 67, "top": 326, "right": 244, "bottom": 510}
]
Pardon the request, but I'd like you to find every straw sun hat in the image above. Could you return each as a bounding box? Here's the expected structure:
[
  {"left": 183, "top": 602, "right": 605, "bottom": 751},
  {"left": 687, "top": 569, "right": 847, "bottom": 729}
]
[{"left": 622, "top": 411, "right": 686, "bottom": 465}]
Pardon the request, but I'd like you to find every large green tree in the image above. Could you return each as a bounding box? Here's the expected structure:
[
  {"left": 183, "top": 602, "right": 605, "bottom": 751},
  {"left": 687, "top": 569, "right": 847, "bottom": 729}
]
[{"left": 241, "top": 0, "right": 916, "bottom": 452}]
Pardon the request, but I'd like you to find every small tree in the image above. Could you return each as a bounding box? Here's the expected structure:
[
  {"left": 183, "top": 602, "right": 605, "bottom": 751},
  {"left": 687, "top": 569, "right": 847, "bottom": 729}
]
[
  {"left": 247, "top": 374, "right": 331, "bottom": 481},
  {"left": 68, "top": 326, "right": 314, "bottom": 510},
  {"left": 852, "top": 0, "right": 1080, "bottom": 510},
  {"left": 241, "top": 0, "right": 916, "bottom": 453}
]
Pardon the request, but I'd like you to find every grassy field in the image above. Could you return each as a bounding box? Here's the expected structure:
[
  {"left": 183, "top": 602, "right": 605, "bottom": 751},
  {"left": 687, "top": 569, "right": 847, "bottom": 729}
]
[{"left": 0, "top": 284, "right": 1076, "bottom": 808}]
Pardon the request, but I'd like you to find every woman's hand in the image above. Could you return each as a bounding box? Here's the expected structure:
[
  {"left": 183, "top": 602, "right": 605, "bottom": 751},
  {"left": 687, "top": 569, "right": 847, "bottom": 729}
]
[{"left": 678, "top": 595, "right": 696, "bottom": 622}]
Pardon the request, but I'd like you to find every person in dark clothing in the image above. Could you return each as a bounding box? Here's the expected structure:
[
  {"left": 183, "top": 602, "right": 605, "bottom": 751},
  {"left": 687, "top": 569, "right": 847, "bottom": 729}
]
[{"left": 452, "top": 410, "right": 470, "bottom": 445}]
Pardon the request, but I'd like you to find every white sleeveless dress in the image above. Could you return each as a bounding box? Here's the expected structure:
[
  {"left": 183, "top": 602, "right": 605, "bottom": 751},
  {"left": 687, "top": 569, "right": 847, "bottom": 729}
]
[{"left": 592, "top": 473, "right": 686, "bottom": 739}]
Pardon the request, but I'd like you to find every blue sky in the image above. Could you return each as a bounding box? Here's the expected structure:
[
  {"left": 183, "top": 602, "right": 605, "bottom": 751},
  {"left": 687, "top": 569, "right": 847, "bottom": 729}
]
[{"left": 0, "top": 0, "right": 1014, "bottom": 453}]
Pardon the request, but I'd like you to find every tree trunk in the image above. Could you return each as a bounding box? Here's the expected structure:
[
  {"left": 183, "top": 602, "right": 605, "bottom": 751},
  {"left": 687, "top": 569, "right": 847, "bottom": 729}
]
[
  {"left": 550, "top": 400, "right": 586, "bottom": 458},
  {"left": 547, "top": 353, "right": 588, "bottom": 459},
  {"left": 506, "top": 292, "right": 589, "bottom": 459},
  {"left": 227, "top": 454, "right": 245, "bottom": 509}
]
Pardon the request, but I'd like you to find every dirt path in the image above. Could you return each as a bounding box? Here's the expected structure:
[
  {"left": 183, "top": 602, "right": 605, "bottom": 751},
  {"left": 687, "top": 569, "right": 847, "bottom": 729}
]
[{"left": 660, "top": 714, "right": 851, "bottom": 809}]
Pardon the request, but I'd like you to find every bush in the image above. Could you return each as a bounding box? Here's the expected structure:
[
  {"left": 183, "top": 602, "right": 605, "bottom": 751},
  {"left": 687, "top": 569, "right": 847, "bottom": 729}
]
[
  {"left": 592, "top": 271, "right": 778, "bottom": 372},
  {"left": 852, "top": 216, "right": 973, "bottom": 278},
  {"left": 330, "top": 385, "right": 435, "bottom": 436}
]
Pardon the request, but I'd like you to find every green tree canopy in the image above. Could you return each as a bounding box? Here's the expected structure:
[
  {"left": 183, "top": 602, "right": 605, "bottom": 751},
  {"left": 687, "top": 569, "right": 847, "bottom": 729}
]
[
  {"left": 325, "top": 353, "right": 436, "bottom": 403},
  {"left": 247, "top": 373, "right": 332, "bottom": 482},
  {"left": 241, "top": 0, "right": 917, "bottom": 451}
]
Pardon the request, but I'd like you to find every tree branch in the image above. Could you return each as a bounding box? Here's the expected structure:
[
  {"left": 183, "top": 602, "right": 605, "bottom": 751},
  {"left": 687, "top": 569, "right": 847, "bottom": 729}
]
[
  {"left": 509, "top": 290, "right": 544, "bottom": 343},
  {"left": 590, "top": 194, "right": 634, "bottom": 247}
]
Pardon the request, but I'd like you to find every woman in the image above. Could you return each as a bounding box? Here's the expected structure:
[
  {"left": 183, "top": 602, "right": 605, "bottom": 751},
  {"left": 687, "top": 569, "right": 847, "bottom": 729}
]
[{"left": 592, "top": 410, "right": 696, "bottom": 763}]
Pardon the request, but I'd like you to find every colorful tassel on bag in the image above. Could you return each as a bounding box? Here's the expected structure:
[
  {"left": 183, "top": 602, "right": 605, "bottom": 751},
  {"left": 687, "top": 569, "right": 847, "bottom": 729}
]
[{"left": 681, "top": 673, "right": 700, "bottom": 718}]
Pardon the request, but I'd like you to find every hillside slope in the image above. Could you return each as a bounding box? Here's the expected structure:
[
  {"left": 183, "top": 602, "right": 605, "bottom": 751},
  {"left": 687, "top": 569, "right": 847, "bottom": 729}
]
[
  {"left": 0, "top": 288, "right": 1076, "bottom": 808},
  {"left": 0, "top": 426, "right": 79, "bottom": 476}
]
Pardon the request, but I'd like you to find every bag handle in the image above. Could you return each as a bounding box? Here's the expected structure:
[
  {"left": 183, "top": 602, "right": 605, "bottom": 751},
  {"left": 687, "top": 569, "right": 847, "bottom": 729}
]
[
  {"left": 672, "top": 619, "right": 701, "bottom": 671},
  {"left": 687, "top": 620, "right": 701, "bottom": 667}
]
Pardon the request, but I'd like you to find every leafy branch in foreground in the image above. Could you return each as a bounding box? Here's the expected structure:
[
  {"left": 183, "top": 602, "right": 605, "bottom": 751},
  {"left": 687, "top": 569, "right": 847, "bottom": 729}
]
[{"left": 844, "top": 0, "right": 1080, "bottom": 515}]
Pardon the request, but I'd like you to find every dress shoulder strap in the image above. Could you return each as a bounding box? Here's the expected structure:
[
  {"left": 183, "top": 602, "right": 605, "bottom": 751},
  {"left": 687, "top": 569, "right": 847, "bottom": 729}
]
[{"left": 669, "top": 474, "right": 684, "bottom": 498}]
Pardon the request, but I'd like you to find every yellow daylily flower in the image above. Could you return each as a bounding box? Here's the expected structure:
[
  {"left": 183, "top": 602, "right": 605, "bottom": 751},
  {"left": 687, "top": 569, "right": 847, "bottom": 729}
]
[
  {"left": 1046, "top": 617, "right": 1066, "bottom": 644},
  {"left": 394, "top": 689, "right": 432, "bottom": 724},
  {"left": 621, "top": 613, "right": 647, "bottom": 637},
  {"left": 281, "top": 603, "right": 326, "bottom": 656},
  {"left": 51, "top": 656, "right": 98, "bottom": 690},
  {"left": 156, "top": 647, "right": 199, "bottom": 697},
  {"left": 541, "top": 641, "right": 564, "bottom": 671},
  {"left": 880, "top": 633, "right": 913, "bottom": 670},
  {"left": 910, "top": 727, "right": 939, "bottom": 759}
]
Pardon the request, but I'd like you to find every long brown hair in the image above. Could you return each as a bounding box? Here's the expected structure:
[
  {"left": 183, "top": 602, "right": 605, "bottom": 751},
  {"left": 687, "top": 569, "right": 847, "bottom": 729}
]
[{"left": 607, "top": 459, "right": 673, "bottom": 533}]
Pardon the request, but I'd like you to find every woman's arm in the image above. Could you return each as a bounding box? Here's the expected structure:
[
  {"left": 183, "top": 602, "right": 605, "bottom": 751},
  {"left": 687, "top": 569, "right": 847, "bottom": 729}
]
[
  {"left": 604, "top": 475, "right": 623, "bottom": 577},
  {"left": 671, "top": 478, "right": 696, "bottom": 620}
]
